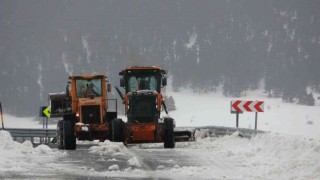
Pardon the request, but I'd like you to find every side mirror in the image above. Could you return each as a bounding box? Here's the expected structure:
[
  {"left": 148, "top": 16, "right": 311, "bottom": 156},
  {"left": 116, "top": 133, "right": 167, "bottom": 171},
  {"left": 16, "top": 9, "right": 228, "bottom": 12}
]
[
  {"left": 162, "top": 77, "right": 167, "bottom": 87},
  {"left": 120, "top": 77, "right": 125, "bottom": 87},
  {"left": 107, "top": 84, "right": 112, "bottom": 92}
]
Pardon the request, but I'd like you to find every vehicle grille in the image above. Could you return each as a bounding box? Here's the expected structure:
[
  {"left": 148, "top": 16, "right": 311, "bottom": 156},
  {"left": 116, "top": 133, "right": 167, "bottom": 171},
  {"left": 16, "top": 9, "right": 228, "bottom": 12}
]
[
  {"left": 81, "top": 105, "right": 100, "bottom": 124},
  {"left": 128, "top": 95, "right": 158, "bottom": 122}
]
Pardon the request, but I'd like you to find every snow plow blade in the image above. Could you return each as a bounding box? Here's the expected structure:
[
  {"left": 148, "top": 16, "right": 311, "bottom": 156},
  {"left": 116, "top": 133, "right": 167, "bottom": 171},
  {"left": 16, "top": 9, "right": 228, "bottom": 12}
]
[
  {"left": 174, "top": 128, "right": 195, "bottom": 142},
  {"left": 173, "top": 126, "right": 265, "bottom": 142},
  {"left": 194, "top": 126, "right": 265, "bottom": 138}
]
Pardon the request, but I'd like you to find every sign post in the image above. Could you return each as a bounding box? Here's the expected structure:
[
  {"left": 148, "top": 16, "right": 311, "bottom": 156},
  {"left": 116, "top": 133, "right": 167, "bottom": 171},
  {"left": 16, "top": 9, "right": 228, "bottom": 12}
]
[
  {"left": 231, "top": 101, "right": 243, "bottom": 128},
  {"left": 39, "top": 106, "right": 51, "bottom": 143},
  {"left": 0, "top": 101, "right": 4, "bottom": 130},
  {"left": 236, "top": 112, "right": 239, "bottom": 128},
  {"left": 231, "top": 100, "right": 264, "bottom": 129},
  {"left": 255, "top": 112, "right": 258, "bottom": 130},
  {"left": 39, "top": 106, "right": 50, "bottom": 129}
]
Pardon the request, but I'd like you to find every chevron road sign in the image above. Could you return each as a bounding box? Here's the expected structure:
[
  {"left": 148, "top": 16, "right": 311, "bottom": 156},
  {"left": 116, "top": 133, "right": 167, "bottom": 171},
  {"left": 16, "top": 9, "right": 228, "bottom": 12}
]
[
  {"left": 231, "top": 100, "right": 265, "bottom": 130},
  {"left": 231, "top": 100, "right": 264, "bottom": 113}
]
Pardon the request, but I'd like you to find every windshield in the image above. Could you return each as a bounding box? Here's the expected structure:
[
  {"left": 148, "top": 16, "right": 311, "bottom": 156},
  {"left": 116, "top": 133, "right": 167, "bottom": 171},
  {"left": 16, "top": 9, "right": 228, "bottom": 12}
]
[
  {"left": 76, "top": 78, "right": 102, "bottom": 97},
  {"left": 127, "top": 75, "right": 157, "bottom": 92}
]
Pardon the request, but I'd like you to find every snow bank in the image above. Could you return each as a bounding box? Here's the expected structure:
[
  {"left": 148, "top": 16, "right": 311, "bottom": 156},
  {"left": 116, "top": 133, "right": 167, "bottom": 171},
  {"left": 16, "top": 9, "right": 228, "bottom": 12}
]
[
  {"left": 160, "top": 132, "right": 320, "bottom": 179},
  {"left": 0, "top": 130, "right": 63, "bottom": 174},
  {"left": 135, "top": 132, "right": 319, "bottom": 179},
  {"left": 0, "top": 131, "right": 54, "bottom": 156}
]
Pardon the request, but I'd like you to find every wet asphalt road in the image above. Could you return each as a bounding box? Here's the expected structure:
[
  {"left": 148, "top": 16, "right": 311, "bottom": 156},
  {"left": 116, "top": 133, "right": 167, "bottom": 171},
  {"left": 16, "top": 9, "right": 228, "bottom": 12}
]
[{"left": 1, "top": 143, "right": 196, "bottom": 180}]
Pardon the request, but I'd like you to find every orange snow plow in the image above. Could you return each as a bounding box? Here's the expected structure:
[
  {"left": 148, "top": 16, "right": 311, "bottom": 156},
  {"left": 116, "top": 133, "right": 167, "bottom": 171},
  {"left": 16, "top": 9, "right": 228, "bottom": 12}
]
[
  {"left": 113, "top": 66, "right": 194, "bottom": 148},
  {"left": 44, "top": 74, "right": 117, "bottom": 150}
]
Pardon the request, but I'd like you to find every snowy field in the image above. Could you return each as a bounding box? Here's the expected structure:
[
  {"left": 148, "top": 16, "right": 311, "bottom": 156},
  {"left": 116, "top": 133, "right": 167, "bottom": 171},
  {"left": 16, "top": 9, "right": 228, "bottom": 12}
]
[
  {"left": 1, "top": 88, "right": 320, "bottom": 179},
  {"left": 2, "top": 114, "right": 56, "bottom": 129},
  {"left": 168, "top": 88, "right": 320, "bottom": 140}
]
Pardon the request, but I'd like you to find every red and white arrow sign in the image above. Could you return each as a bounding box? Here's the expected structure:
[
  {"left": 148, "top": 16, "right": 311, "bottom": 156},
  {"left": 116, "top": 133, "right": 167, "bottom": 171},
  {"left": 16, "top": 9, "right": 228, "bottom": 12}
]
[{"left": 231, "top": 100, "right": 264, "bottom": 112}]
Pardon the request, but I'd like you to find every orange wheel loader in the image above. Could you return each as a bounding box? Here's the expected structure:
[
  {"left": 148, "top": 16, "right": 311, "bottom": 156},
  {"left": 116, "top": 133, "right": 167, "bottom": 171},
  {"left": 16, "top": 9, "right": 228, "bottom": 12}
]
[{"left": 47, "top": 74, "right": 117, "bottom": 150}]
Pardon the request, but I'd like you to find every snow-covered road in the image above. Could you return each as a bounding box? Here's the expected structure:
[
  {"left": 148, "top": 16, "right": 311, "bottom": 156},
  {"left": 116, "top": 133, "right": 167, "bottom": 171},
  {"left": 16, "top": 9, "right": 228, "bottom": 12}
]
[{"left": 1, "top": 130, "right": 319, "bottom": 179}]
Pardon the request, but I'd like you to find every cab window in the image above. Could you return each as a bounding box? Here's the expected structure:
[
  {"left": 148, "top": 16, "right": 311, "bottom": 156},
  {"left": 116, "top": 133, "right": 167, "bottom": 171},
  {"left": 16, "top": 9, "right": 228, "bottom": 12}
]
[
  {"left": 76, "top": 79, "right": 102, "bottom": 97},
  {"left": 127, "top": 75, "right": 157, "bottom": 92}
]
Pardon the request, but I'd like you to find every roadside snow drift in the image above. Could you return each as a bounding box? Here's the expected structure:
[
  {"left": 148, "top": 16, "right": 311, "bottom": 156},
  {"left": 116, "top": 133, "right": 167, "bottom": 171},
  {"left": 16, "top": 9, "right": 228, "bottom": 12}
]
[
  {"left": 153, "top": 132, "right": 320, "bottom": 179},
  {"left": 0, "top": 130, "right": 63, "bottom": 175}
]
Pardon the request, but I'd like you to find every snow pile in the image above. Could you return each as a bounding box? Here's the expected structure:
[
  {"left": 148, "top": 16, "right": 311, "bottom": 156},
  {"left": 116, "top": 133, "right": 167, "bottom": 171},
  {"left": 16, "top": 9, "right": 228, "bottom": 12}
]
[
  {"left": 88, "top": 140, "right": 145, "bottom": 175},
  {"left": 158, "top": 132, "right": 320, "bottom": 179},
  {"left": 127, "top": 157, "right": 142, "bottom": 167},
  {"left": 0, "top": 130, "right": 63, "bottom": 174},
  {"left": 108, "top": 164, "right": 120, "bottom": 171},
  {"left": 89, "top": 140, "right": 128, "bottom": 156},
  {"left": 0, "top": 131, "right": 54, "bottom": 155},
  {"left": 243, "top": 133, "right": 320, "bottom": 179}
]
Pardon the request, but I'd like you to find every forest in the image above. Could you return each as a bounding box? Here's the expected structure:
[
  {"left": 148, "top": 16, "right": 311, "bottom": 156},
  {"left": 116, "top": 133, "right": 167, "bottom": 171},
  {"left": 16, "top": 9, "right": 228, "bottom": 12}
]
[{"left": 0, "top": 0, "right": 319, "bottom": 116}]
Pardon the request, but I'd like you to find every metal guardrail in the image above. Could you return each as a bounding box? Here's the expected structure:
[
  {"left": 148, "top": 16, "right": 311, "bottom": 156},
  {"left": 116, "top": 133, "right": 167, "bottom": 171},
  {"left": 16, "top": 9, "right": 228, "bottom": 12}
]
[
  {"left": 176, "top": 126, "right": 266, "bottom": 139},
  {"left": 5, "top": 128, "right": 56, "bottom": 145},
  {"left": 4, "top": 126, "right": 264, "bottom": 145},
  {"left": 194, "top": 126, "right": 266, "bottom": 138}
]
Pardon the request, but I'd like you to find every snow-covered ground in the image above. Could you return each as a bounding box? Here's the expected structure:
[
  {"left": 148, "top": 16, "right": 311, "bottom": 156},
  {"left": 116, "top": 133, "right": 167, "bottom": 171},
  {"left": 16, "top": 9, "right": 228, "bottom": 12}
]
[
  {"left": 2, "top": 114, "right": 56, "bottom": 129},
  {"left": 137, "top": 131, "right": 320, "bottom": 179},
  {"left": 167, "top": 88, "right": 320, "bottom": 140},
  {"left": 0, "top": 130, "right": 65, "bottom": 176},
  {"left": 1, "top": 87, "right": 320, "bottom": 179}
]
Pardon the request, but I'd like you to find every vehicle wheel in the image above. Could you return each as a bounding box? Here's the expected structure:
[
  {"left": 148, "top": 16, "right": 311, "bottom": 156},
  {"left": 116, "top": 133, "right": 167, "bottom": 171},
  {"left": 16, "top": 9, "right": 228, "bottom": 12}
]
[
  {"left": 108, "top": 120, "right": 113, "bottom": 140},
  {"left": 112, "top": 118, "right": 123, "bottom": 142},
  {"left": 63, "top": 120, "right": 76, "bottom": 150},
  {"left": 56, "top": 120, "right": 64, "bottom": 150},
  {"left": 164, "top": 118, "right": 175, "bottom": 148}
]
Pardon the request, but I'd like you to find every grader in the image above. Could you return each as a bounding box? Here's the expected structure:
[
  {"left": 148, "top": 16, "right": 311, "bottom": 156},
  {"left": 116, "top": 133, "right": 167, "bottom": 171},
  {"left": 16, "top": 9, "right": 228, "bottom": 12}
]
[{"left": 114, "top": 66, "right": 192, "bottom": 148}]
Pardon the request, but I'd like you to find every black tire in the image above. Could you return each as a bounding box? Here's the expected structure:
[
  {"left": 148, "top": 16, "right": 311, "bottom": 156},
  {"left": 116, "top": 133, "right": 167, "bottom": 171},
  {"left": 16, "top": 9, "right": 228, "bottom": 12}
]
[
  {"left": 63, "top": 120, "right": 76, "bottom": 150},
  {"left": 108, "top": 120, "right": 113, "bottom": 140},
  {"left": 164, "top": 118, "right": 175, "bottom": 148},
  {"left": 56, "top": 120, "right": 64, "bottom": 150},
  {"left": 112, "top": 118, "right": 123, "bottom": 142}
]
